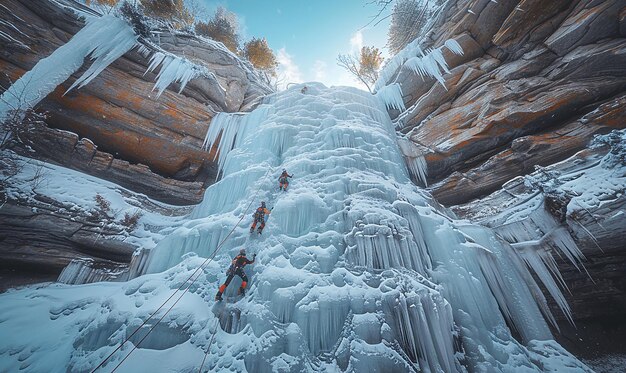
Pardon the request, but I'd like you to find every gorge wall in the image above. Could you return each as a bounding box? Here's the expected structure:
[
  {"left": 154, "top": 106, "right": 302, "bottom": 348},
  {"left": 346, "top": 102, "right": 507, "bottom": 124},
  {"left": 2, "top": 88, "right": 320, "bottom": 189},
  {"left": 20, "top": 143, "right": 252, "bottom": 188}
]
[
  {"left": 383, "top": 0, "right": 626, "bottom": 363},
  {"left": 0, "top": 0, "right": 273, "bottom": 288}
]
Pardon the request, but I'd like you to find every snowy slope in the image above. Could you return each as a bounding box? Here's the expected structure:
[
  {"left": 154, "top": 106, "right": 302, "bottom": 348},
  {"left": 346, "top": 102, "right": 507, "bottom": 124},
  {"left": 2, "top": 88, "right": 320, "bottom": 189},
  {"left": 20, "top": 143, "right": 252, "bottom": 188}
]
[{"left": 0, "top": 84, "right": 590, "bottom": 372}]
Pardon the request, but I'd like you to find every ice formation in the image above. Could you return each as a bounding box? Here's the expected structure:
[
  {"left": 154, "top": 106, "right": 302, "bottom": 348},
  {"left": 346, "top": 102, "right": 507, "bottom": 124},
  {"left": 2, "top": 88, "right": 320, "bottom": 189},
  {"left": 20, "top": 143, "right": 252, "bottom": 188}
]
[
  {"left": 0, "top": 15, "right": 137, "bottom": 122},
  {"left": 0, "top": 83, "right": 591, "bottom": 372},
  {"left": 145, "top": 52, "right": 219, "bottom": 98},
  {"left": 374, "top": 83, "right": 406, "bottom": 111},
  {"left": 375, "top": 38, "right": 464, "bottom": 92}
]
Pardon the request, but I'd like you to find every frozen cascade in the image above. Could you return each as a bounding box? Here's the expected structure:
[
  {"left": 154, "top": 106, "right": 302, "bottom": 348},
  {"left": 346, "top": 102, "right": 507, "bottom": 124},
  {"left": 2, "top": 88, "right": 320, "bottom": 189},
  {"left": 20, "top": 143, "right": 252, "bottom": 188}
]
[
  {"left": 0, "top": 15, "right": 137, "bottom": 122},
  {"left": 0, "top": 83, "right": 591, "bottom": 372},
  {"left": 58, "top": 259, "right": 129, "bottom": 285},
  {"left": 397, "top": 137, "right": 430, "bottom": 185}
]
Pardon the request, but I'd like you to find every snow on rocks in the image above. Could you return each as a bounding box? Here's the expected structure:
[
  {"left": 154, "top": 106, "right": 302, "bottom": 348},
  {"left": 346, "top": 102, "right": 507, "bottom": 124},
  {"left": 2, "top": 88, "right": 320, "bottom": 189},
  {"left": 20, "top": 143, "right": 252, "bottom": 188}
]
[
  {"left": 0, "top": 15, "right": 137, "bottom": 122},
  {"left": 0, "top": 83, "right": 590, "bottom": 372},
  {"left": 374, "top": 37, "right": 464, "bottom": 92}
]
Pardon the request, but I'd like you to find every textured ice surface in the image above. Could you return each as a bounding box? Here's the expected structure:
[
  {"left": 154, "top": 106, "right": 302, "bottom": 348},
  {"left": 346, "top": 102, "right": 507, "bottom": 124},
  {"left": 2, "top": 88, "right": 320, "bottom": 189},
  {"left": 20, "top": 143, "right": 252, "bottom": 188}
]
[{"left": 0, "top": 84, "right": 590, "bottom": 372}]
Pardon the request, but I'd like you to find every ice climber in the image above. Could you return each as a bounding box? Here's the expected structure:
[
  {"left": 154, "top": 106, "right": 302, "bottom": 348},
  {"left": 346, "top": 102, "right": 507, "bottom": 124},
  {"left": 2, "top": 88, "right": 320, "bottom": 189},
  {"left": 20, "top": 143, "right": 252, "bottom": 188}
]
[
  {"left": 250, "top": 201, "right": 271, "bottom": 234},
  {"left": 278, "top": 169, "right": 294, "bottom": 191},
  {"left": 301, "top": 85, "right": 308, "bottom": 94},
  {"left": 215, "top": 249, "right": 256, "bottom": 301}
]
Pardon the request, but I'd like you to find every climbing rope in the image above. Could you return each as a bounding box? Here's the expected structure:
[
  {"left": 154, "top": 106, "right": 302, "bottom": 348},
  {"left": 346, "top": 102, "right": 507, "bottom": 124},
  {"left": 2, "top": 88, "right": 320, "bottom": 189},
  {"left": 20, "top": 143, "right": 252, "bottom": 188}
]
[
  {"left": 198, "top": 319, "right": 218, "bottom": 373},
  {"left": 198, "top": 171, "right": 278, "bottom": 372},
  {"left": 91, "top": 166, "right": 273, "bottom": 373}
]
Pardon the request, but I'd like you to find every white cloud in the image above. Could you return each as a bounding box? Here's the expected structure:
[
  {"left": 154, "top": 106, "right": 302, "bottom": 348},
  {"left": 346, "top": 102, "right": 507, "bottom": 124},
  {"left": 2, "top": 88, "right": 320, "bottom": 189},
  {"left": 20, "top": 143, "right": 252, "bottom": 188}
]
[
  {"left": 312, "top": 60, "right": 327, "bottom": 82},
  {"left": 276, "top": 48, "right": 303, "bottom": 89},
  {"left": 237, "top": 15, "right": 248, "bottom": 40},
  {"left": 350, "top": 30, "right": 363, "bottom": 52}
]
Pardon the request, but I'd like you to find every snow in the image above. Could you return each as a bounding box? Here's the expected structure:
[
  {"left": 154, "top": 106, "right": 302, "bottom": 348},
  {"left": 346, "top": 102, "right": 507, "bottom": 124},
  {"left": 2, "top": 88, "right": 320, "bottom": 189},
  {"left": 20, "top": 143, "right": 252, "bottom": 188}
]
[
  {"left": 0, "top": 15, "right": 137, "bottom": 122},
  {"left": 1, "top": 152, "right": 186, "bottom": 258},
  {"left": 0, "top": 83, "right": 589, "bottom": 372},
  {"left": 455, "top": 129, "right": 626, "bottom": 329}
]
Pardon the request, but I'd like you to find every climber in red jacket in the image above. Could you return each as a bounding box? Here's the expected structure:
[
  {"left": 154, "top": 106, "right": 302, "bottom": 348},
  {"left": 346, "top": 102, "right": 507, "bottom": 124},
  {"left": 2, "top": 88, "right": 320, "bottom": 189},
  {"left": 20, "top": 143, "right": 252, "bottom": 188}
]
[
  {"left": 250, "top": 201, "right": 271, "bottom": 234},
  {"left": 215, "top": 248, "right": 256, "bottom": 301}
]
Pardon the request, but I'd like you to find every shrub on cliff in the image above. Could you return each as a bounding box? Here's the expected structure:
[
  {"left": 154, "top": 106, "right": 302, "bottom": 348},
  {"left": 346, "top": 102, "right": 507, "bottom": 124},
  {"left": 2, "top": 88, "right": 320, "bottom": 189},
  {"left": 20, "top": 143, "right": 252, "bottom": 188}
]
[
  {"left": 195, "top": 6, "right": 240, "bottom": 53},
  {"left": 387, "top": 0, "right": 446, "bottom": 54},
  {"left": 243, "top": 38, "right": 278, "bottom": 76},
  {"left": 143, "top": 0, "right": 194, "bottom": 28},
  {"left": 86, "top": 0, "right": 119, "bottom": 14},
  {"left": 120, "top": 210, "right": 143, "bottom": 231},
  {"left": 119, "top": 1, "right": 151, "bottom": 37}
]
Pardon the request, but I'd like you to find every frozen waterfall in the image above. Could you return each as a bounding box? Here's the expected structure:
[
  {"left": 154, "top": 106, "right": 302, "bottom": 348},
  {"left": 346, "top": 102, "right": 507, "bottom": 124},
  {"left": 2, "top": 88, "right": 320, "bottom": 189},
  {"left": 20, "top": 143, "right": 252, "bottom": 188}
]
[{"left": 0, "top": 83, "right": 590, "bottom": 373}]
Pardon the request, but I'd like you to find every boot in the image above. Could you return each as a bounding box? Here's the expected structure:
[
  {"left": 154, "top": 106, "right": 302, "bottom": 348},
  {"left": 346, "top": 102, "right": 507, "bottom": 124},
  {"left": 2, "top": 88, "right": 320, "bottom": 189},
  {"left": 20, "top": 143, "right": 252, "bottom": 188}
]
[
  {"left": 250, "top": 226, "right": 254, "bottom": 233},
  {"left": 238, "top": 287, "right": 246, "bottom": 296},
  {"left": 257, "top": 228, "right": 263, "bottom": 234},
  {"left": 215, "top": 292, "right": 223, "bottom": 301}
]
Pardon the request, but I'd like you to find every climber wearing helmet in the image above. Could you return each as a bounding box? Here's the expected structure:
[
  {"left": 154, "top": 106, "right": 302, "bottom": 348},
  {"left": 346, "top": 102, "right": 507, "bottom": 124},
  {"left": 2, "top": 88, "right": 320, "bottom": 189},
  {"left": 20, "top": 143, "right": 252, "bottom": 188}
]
[
  {"left": 215, "top": 248, "right": 256, "bottom": 301},
  {"left": 278, "top": 169, "right": 294, "bottom": 191},
  {"left": 250, "top": 201, "right": 272, "bottom": 234}
]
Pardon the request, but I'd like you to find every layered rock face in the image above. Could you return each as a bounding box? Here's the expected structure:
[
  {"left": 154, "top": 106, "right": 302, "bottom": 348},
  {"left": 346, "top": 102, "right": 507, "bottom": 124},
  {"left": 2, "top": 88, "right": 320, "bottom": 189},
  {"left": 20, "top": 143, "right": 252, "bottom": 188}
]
[
  {"left": 0, "top": 0, "right": 272, "bottom": 287},
  {"left": 387, "top": 0, "right": 626, "bottom": 200},
  {"left": 383, "top": 0, "right": 626, "bottom": 362},
  {"left": 0, "top": 0, "right": 272, "bottom": 203}
]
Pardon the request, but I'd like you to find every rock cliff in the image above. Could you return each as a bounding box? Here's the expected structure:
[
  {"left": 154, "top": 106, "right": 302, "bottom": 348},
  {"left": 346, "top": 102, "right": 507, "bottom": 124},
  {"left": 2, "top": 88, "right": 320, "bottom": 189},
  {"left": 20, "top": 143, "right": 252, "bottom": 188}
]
[
  {"left": 381, "top": 0, "right": 626, "bottom": 364},
  {"left": 0, "top": 0, "right": 272, "bottom": 287},
  {"left": 0, "top": 0, "right": 273, "bottom": 204}
]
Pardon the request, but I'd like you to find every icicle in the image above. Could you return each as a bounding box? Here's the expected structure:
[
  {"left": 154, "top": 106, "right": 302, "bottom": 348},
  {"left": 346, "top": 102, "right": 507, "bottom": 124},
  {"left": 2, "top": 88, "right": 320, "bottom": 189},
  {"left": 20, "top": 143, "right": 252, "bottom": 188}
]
[
  {"left": 382, "top": 272, "right": 461, "bottom": 372},
  {"left": 65, "top": 17, "right": 138, "bottom": 92},
  {"left": 58, "top": 259, "right": 128, "bottom": 285},
  {"left": 202, "top": 105, "right": 271, "bottom": 177},
  {"left": 144, "top": 52, "right": 216, "bottom": 97},
  {"left": 374, "top": 38, "right": 464, "bottom": 91},
  {"left": 0, "top": 15, "right": 137, "bottom": 121},
  {"left": 397, "top": 138, "right": 429, "bottom": 186},
  {"left": 374, "top": 83, "right": 406, "bottom": 111},
  {"left": 444, "top": 39, "right": 464, "bottom": 56}
]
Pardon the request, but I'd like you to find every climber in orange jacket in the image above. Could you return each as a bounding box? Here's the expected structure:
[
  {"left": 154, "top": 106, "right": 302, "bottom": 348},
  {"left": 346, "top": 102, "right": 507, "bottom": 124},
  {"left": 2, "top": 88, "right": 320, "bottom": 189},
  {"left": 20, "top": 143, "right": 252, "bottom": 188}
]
[
  {"left": 250, "top": 201, "right": 271, "bottom": 234},
  {"left": 215, "top": 248, "right": 256, "bottom": 301}
]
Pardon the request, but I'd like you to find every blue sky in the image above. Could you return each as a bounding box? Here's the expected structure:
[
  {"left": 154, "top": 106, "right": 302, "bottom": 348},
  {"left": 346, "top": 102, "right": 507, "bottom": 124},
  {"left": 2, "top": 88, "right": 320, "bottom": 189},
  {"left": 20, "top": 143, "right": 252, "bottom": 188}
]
[{"left": 198, "top": 1, "right": 392, "bottom": 89}]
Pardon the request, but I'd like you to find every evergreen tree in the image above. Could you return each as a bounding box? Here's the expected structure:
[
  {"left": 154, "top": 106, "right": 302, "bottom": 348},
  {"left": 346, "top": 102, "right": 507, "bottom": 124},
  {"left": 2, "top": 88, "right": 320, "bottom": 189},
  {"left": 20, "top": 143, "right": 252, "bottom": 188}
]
[{"left": 195, "top": 6, "right": 240, "bottom": 53}]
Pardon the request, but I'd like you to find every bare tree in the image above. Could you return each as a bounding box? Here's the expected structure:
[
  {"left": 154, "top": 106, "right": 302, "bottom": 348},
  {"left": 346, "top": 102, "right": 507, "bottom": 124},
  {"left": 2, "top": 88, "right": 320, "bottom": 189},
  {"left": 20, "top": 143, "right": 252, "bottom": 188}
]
[
  {"left": 363, "top": 0, "right": 396, "bottom": 28},
  {"left": 0, "top": 74, "right": 48, "bottom": 207},
  {"left": 337, "top": 46, "right": 384, "bottom": 93}
]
